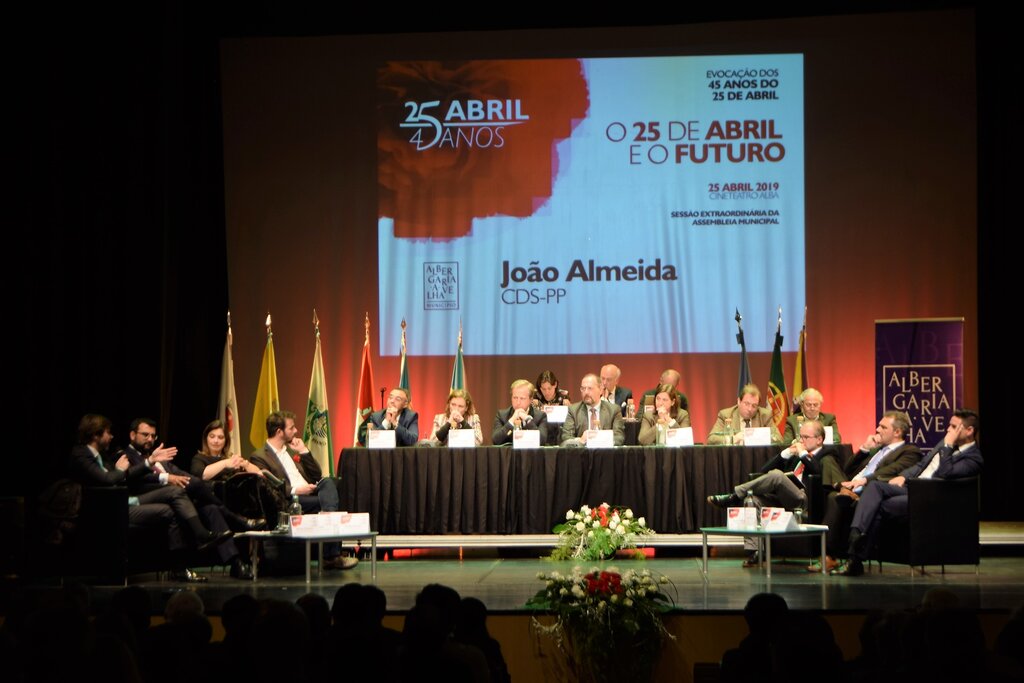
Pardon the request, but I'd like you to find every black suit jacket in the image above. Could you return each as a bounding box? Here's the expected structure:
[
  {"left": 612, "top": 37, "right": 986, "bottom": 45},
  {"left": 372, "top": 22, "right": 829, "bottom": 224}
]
[
  {"left": 902, "top": 442, "right": 983, "bottom": 480},
  {"left": 68, "top": 445, "right": 148, "bottom": 487},
  {"left": 845, "top": 442, "right": 922, "bottom": 484},
  {"left": 758, "top": 444, "right": 834, "bottom": 478},
  {"left": 492, "top": 406, "right": 548, "bottom": 445},
  {"left": 605, "top": 386, "right": 634, "bottom": 416},
  {"left": 250, "top": 444, "right": 324, "bottom": 493}
]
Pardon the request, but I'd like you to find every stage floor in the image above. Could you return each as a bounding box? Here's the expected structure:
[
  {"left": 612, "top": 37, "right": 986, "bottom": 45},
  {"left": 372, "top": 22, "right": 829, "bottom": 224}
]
[{"left": 72, "top": 552, "right": 1024, "bottom": 617}]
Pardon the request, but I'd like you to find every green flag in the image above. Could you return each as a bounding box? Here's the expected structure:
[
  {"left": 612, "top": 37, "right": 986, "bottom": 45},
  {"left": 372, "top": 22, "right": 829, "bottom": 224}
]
[
  {"left": 304, "top": 312, "right": 334, "bottom": 475},
  {"left": 450, "top": 321, "right": 466, "bottom": 391}
]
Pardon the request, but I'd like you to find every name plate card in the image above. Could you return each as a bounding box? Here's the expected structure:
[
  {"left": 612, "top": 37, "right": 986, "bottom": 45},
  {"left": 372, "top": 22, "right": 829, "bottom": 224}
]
[
  {"left": 726, "top": 507, "right": 759, "bottom": 531},
  {"left": 744, "top": 427, "right": 772, "bottom": 446},
  {"left": 665, "top": 427, "right": 695, "bottom": 446},
  {"left": 544, "top": 405, "right": 568, "bottom": 424},
  {"left": 586, "top": 429, "right": 614, "bottom": 448},
  {"left": 448, "top": 428, "right": 476, "bottom": 448},
  {"left": 512, "top": 429, "right": 541, "bottom": 449},
  {"left": 368, "top": 429, "right": 396, "bottom": 449}
]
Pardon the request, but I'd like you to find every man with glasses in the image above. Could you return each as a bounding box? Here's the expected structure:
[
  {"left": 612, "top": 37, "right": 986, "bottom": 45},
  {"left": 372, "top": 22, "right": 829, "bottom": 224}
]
[
  {"left": 707, "top": 420, "right": 832, "bottom": 567},
  {"left": 782, "top": 388, "right": 842, "bottom": 444},
  {"left": 561, "top": 373, "right": 625, "bottom": 446},
  {"left": 359, "top": 387, "right": 419, "bottom": 446}
]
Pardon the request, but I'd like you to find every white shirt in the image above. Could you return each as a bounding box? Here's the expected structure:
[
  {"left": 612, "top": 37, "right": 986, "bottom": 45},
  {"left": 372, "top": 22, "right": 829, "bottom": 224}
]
[{"left": 268, "top": 440, "right": 311, "bottom": 495}]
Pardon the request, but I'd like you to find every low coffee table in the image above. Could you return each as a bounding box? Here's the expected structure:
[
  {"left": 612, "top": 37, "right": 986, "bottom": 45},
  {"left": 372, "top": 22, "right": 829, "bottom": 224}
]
[{"left": 699, "top": 525, "right": 828, "bottom": 578}]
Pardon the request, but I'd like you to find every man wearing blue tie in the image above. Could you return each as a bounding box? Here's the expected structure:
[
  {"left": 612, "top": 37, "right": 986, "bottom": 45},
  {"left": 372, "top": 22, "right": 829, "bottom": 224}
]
[
  {"left": 837, "top": 409, "right": 983, "bottom": 576},
  {"left": 819, "top": 411, "right": 921, "bottom": 572}
]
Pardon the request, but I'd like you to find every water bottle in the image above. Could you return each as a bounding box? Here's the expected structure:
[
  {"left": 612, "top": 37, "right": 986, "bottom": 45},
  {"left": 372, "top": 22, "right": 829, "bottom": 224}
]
[
  {"left": 656, "top": 422, "right": 666, "bottom": 446},
  {"left": 745, "top": 493, "right": 759, "bottom": 528},
  {"left": 626, "top": 398, "right": 636, "bottom": 421},
  {"left": 289, "top": 495, "right": 302, "bottom": 517}
]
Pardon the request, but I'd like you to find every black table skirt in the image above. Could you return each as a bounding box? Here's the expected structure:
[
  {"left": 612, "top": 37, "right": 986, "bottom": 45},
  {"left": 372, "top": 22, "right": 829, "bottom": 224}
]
[{"left": 336, "top": 445, "right": 854, "bottom": 535}]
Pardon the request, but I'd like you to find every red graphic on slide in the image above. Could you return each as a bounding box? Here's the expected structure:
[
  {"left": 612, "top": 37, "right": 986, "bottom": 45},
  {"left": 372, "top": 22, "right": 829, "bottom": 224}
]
[{"left": 378, "top": 60, "right": 590, "bottom": 239}]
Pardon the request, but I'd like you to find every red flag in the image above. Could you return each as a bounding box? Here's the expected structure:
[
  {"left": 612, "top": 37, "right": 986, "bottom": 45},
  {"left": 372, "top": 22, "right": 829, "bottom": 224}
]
[{"left": 353, "top": 313, "right": 376, "bottom": 446}]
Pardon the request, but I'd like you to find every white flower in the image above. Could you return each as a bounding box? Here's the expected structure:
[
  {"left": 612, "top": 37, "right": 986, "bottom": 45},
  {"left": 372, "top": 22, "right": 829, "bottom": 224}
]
[
  {"left": 581, "top": 505, "right": 591, "bottom": 515},
  {"left": 575, "top": 522, "right": 585, "bottom": 531},
  {"left": 566, "top": 509, "right": 575, "bottom": 520},
  {"left": 600, "top": 502, "right": 610, "bottom": 509},
  {"left": 616, "top": 526, "right": 626, "bottom": 535},
  {"left": 624, "top": 598, "right": 633, "bottom": 607},
  {"left": 588, "top": 530, "right": 594, "bottom": 538},
  {"left": 638, "top": 517, "right": 646, "bottom": 528},
  {"left": 625, "top": 509, "right": 634, "bottom": 519},
  {"left": 612, "top": 514, "right": 621, "bottom": 524},
  {"left": 593, "top": 520, "right": 601, "bottom": 529},
  {"left": 536, "top": 572, "right": 546, "bottom": 579},
  {"left": 571, "top": 585, "right": 585, "bottom": 598},
  {"left": 597, "top": 601, "right": 606, "bottom": 610},
  {"left": 610, "top": 594, "right": 619, "bottom": 603},
  {"left": 609, "top": 521, "right": 617, "bottom": 530},
  {"left": 659, "top": 576, "right": 669, "bottom": 584},
  {"left": 560, "top": 588, "right": 568, "bottom": 596}
]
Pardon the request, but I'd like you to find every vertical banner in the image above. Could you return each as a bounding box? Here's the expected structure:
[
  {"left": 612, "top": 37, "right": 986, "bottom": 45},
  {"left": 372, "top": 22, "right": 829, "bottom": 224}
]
[{"left": 875, "top": 318, "right": 964, "bottom": 447}]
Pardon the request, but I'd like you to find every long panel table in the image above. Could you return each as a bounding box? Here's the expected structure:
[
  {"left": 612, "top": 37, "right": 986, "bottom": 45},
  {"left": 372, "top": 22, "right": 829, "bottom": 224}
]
[{"left": 337, "top": 445, "right": 854, "bottom": 535}]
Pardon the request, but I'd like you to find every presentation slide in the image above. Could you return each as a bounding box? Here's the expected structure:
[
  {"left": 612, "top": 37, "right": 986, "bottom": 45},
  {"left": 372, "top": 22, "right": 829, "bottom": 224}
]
[{"left": 377, "top": 55, "right": 804, "bottom": 356}]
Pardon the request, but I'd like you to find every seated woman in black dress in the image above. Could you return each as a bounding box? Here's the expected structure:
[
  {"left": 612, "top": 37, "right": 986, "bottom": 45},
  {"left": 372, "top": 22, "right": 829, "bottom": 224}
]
[
  {"left": 190, "top": 419, "right": 280, "bottom": 522},
  {"left": 533, "top": 370, "right": 571, "bottom": 446},
  {"left": 638, "top": 384, "right": 691, "bottom": 445}
]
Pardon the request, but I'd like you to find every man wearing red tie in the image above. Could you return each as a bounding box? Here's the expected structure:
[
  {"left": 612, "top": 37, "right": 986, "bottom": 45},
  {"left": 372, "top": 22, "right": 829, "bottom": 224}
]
[
  {"left": 560, "top": 373, "right": 625, "bottom": 446},
  {"left": 707, "top": 420, "right": 833, "bottom": 567},
  {"left": 708, "top": 420, "right": 832, "bottom": 511}
]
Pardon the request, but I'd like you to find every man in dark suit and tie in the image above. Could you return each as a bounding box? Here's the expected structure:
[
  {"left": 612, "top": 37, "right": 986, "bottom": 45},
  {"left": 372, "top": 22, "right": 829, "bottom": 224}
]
[
  {"left": 561, "top": 373, "right": 625, "bottom": 446},
  {"left": 124, "top": 417, "right": 253, "bottom": 578},
  {"left": 358, "top": 387, "right": 419, "bottom": 446},
  {"left": 492, "top": 379, "right": 549, "bottom": 445},
  {"left": 251, "top": 410, "right": 357, "bottom": 570},
  {"left": 820, "top": 410, "right": 921, "bottom": 573},
  {"left": 68, "top": 414, "right": 225, "bottom": 582},
  {"left": 600, "top": 364, "right": 633, "bottom": 416},
  {"left": 838, "top": 409, "right": 983, "bottom": 576}
]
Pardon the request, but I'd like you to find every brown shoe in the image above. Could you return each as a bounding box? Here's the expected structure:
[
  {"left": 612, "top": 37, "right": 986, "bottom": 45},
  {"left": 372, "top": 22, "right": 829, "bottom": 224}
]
[
  {"left": 323, "top": 555, "right": 359, "bottom": 570},
  {"left": 807, "top": 555, "right": 839, "bottom": 573}
]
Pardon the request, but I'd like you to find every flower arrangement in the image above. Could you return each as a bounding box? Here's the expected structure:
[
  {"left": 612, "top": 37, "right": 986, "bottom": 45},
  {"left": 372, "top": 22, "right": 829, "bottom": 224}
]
[
  {"left": 550, "top": 503, "right": 654, "bottom": 561},
  {"left": 527, "top": 565, "right": 675, "bottom": 683}
]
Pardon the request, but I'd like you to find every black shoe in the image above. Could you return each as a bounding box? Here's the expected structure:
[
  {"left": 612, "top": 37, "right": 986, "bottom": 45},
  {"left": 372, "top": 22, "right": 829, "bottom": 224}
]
[
  {"left": 230, "top": 559, "right": 254, "bottom": 580},
  {"left": 197, "top": 529, "right": 234, "bottom": 551},
  {"left": 832, "top": 559, "right": 864, "bottom": 576},
  {"left": 742, "top": 552, "right": 761, "bottom": 569},
  {"left": 847, "top": 529, "right": 866, "bottom": 556},
  {"left": 169, "top": 568, "right": 208, "bottom": 583},
  {"left": 245, "top": 518, "right": 267, "bottom": 530},
  {"left": 707, "top": 493, "right": 743, "bottom": 508}
]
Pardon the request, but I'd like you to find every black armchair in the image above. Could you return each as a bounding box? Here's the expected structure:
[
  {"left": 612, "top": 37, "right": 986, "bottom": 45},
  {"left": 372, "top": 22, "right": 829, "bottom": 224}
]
[{"left": 873, "top": 476, "right": 980, "bottom": 572}]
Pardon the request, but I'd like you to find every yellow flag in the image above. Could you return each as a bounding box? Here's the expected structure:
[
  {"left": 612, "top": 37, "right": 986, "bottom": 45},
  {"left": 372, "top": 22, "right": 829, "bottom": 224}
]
[{"left": 249, "top": 324, "right": 280, "bottom": 451}]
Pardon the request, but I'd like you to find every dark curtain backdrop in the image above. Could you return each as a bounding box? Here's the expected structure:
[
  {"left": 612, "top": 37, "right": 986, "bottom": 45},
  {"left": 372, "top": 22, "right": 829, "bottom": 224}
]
[{"left": 27, "top": 4, "right": 1015, "bottom": 522}]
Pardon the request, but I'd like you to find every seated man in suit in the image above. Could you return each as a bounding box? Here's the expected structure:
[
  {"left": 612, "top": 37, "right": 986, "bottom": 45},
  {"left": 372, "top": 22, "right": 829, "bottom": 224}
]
[
  {"left": 68, "top": 414, "right": 222, "bottom": 582},
  {"left": 640, "top": 368, "right": 689, "bottom": 412},
  {"left": 561, "top": 373, "right": 625, "bottom": 447},
  {"left": 782, "top": 388, "right": 842, "bottom": 444},
  {"left": 251, "top": 410, "right": 357, "bottom": 570},
  {"left": 706, "top": 383, "right": 783, "bottom": 445},
  {"left": 840, "top": 409, "right": 983, "bottom": 576},
  {"left": 600, "top": 364, "right": 633, "bottom": 417},
  {"left": 358, "top": 387, "right": 419, "bottom": 446},
  {"left": 492, "top": 379, "right": 549, "bottom": 445},
  {"left": 708, "top": 420, "right": 833, "bottom": 566},
  {"left": 820, "top": 410, "right": 921, "bottom": 573}
]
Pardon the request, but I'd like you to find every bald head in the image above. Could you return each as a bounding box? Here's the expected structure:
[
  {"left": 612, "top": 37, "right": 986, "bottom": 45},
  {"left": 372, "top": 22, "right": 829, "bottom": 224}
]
[
  {"left": 659, "top": 369, "right": 680, "bottom": 388},
  {"left": 600, "top": 365, "right": 621, "bottom": 395}
]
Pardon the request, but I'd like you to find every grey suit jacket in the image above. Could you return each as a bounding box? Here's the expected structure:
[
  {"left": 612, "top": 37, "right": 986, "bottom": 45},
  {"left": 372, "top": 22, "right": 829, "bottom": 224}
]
[{"left": 561, "top": 401, "right": 625, "bottom": 446}]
